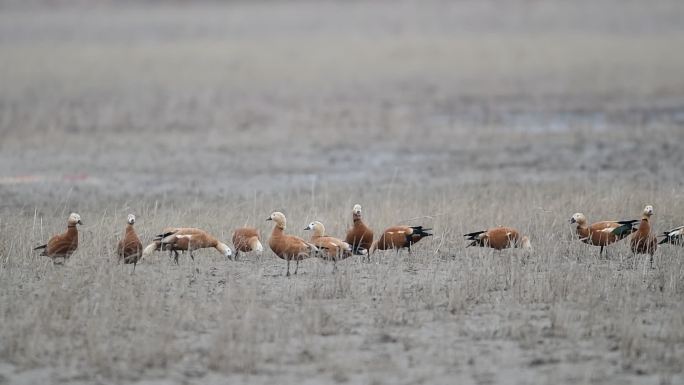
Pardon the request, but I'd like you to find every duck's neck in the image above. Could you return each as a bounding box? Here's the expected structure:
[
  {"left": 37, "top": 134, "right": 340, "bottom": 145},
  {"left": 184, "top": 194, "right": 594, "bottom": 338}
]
[
  {"left": 639, "top": 217, "right": 651, "bottom": 233},
  {"left": 272, "top": 226, "right": 284, "bottom": 236},
  {"left": 66, "top": 225, "right": 78, "bottom": 235},
  {"left": 576, "top": 224, "right": 589, "bottom": 238}
]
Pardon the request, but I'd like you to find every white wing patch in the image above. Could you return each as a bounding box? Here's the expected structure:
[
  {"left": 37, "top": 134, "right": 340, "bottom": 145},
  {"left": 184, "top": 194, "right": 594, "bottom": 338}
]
[{"left": 601, "top": 227, "right": 615, "bottom": 234}]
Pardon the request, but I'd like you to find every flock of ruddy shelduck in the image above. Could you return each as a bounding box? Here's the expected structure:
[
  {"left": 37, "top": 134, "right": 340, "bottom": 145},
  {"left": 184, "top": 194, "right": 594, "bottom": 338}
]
[{"left": 33, "top": 204, "right": 682, "bottom": 274}]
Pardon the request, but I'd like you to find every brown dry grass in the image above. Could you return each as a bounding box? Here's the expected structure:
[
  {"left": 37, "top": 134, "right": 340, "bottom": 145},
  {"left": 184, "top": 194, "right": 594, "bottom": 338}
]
[{"left": 1, "top": 1, "right": 684, "bottom": 384}]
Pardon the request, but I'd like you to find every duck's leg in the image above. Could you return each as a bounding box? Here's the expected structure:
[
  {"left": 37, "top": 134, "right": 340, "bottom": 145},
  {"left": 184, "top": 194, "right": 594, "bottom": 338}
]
[
  {"left": 173, "top": 250, "right": 180, "bottom": 265},
  {"left": 599, "top": 246, "right": 604, "bottom": 256},
  {"left": 286, "top": 259, "right": 291, "bottom": 277},
  {"left": 295, "top": 260, "right": 300, "bottom": 275},
  {"left": 234, "top": 250, "right": 240, "bottom": 261}
]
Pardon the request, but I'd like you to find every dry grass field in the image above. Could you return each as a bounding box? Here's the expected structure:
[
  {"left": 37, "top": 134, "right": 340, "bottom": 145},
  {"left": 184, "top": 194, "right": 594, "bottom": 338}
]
[{"left": 1, "top": 1, "right": 684, "bottom": 384}]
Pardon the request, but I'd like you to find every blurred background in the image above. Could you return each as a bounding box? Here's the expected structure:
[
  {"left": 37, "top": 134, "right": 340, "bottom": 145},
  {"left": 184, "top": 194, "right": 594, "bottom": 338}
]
[{"left": 1, "top": 0, "right": 683, "bottom": 209}]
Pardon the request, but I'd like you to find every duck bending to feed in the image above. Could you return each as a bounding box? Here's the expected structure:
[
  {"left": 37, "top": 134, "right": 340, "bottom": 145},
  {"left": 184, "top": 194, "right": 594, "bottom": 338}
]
[
  {"left": 232, "top": 227, "right": 263, "bottom": 260},
  {"left": 464, "top": 226, "right": 531, "bottom": 250},
  {"left": 369, "top": 225, "right": 432, "bottom": 254},
  {"left": 143, "top": 227, "right": 232, "bottom": 264}
]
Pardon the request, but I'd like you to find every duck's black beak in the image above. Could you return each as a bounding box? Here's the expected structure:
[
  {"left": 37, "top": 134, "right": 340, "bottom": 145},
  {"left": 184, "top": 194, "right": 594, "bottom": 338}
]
[
  {"left": 78, "top": 220, "right": 83, "bottom": 225},
  {"left": 569, "top": 218, "right": 576, "bottom": 224},
  {"left": 266, "top": 217, "right": 272, "bottom": 221}
]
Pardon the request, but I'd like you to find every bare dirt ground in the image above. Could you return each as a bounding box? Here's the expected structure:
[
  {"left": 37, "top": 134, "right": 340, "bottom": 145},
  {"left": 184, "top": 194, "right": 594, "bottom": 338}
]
[{"left": 1, "top": 1, "right": 684, "bottom": 384}]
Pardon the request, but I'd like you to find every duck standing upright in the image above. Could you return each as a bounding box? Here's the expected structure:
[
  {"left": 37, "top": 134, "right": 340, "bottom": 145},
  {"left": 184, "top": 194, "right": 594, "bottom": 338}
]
[
  {"left": 118, "top": 214, "right": 143, "bottom": 271},
  {"left": 345, "top": 204, "right": 373, "bottom": 255},
  {"left": 569, "top": 213, "right": 638, "bottom": 255},
  {"left": 34, "top": 213, "right": 83, "bottom": 263},
  {"left": 630, "top": 205, "right": 658, "bottom": 267},
  {"left": 267, "top": 212, "right": 317, "bottom": 276}
]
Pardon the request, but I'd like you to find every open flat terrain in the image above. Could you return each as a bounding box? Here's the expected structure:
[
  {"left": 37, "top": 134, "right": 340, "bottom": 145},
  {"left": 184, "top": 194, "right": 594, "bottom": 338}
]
[{"left": 1, "top": 1, "right": 683, "bottom": 384}]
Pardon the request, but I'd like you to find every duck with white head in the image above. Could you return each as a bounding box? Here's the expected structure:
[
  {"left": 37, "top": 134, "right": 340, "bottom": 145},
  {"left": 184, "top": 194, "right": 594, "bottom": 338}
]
[{"left": 34, "top": 212, "right": 83, "bottom": 263}]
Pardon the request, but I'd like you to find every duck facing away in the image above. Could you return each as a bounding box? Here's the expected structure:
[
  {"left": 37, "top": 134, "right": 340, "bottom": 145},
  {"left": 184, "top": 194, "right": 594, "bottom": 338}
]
[
  {"left": 304, "top": 221, "right": 356, "bottom": 268},
  {"left": 465, "top": 226, "right": 531, "bottom": 250},
  {"left": 660, "top": 225, "right": 684, "bottom": 246},
  {"left": 232, "top": 227, "right": 263, "bottom": 260},
  {"left": 569, "top": 213, "right": 638, "bottom": 255},
  {"left": 345, "top": 204, "right": 373, "bottom": 256},
  {"left": 369, "top": 225, "right": 432, "bottom": 254},
  {"left": 267, "top": 211, "right": 317, "bottom": 276},
  {"left": 34, "top": 213, "right": 82, "bottom": 263},
  {"left": 118, "top": 214, "right": 143, "bottom": 271},
  {"left": 143, "top": 227, "right": 232, "bottom": 264},
  {"left": 630, "top": 205, "right": 657, "bottom": 266}
]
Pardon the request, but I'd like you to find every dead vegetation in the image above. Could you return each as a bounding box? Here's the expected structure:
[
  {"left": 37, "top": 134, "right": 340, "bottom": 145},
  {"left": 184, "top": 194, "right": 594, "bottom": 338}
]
[{"left": 1, "top": 1, "right": 684, "bottom": 384}]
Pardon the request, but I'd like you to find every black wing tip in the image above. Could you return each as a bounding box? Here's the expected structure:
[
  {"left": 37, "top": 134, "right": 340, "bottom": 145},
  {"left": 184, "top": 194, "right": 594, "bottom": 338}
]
[
  {"left": 34, "top": 244, "right": 47, "bottom": 250},
  {"left": 617, "top": 219, "right": 639, "bottom": 224},
  {"left": 464, "top": 230, "right": 486, "bottom": 238},
  {"left": 154, "top": 231, "right": 175, "bottom": 240}
]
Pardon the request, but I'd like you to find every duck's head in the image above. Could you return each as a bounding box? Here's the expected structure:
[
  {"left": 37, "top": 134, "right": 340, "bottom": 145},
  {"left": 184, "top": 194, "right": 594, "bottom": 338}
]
[
  {"left": 352, "top": 204, "right": 363, "bottom": 219},
  {"left": 127, "top": 214, "right": 136, "bottom": 225},
  {"left": 643, "top": 205, "right": 654, "bottom": 217},
  {"left": 304, "top": 221, "right": 325, "bottom": 236},
  {"left": 267, "top": 211, "right": 287, "bottom": 229},
  {"left": 68, "top": 213, "right": 83, "bottom": 226},
  {"left": 569, "top": 213, "right": 586, "bottom": 225}
]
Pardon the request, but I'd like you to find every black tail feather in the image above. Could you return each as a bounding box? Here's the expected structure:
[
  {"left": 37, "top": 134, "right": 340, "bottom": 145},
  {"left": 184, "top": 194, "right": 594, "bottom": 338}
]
[
  {"left": 34, "top": 244, "right": 47, "bottom": 250},
  {"left": 410, "top": 226, "right": 433, "bottom": 237}
]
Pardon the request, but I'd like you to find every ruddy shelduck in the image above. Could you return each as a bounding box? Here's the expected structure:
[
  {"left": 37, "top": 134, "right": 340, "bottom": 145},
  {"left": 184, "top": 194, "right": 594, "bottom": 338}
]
[
  {"left": 369, "top": 225, "right": 432, "bottom": 254},
  {"left": 143, "top": 227, "right": 232, "bottom": 264},
  {"left": 232, "top": 227, "right": 264, "bottom": 260},
  {"left": 630, "top": 205, "right": 657, "bottom": 266},
  {"left": 117, "top": 214, "right": 143, "bottom": 272},
  {"left": 345, "top": 204, "right": 374, "bottom": 255},
  {"left": 267, "top": 211, "right": 317, "bottom": 276},
  {"left": 304, "top": 221, "right": 356, "bottom": 267},
  {"left": 464, "top": 226, "right": 531, "bottom": 250},
  {"left": 569, "top": 213, "right": 638, "bottom": 255},
  {"left": 34, "top": 213, "right": 82, "bottom": 263}
]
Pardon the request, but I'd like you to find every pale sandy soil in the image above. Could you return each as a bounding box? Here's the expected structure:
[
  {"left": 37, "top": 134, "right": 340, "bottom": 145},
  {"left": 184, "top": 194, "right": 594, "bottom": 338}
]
[{"left": 0, "top": 1, "right": 683, "bottom": 384}]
